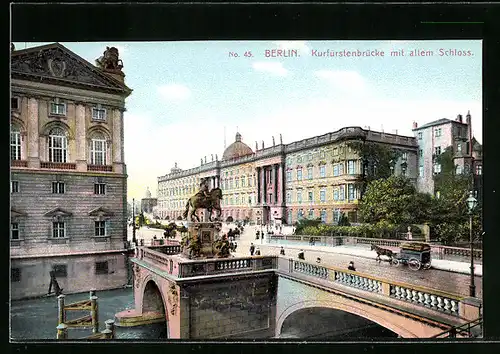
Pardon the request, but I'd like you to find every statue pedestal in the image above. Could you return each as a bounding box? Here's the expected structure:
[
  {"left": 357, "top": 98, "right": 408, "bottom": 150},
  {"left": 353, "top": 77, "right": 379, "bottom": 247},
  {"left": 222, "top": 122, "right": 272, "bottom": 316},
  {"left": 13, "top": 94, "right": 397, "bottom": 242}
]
[{"left": 181, "top": 222, "right": 223, "bottom": 259}]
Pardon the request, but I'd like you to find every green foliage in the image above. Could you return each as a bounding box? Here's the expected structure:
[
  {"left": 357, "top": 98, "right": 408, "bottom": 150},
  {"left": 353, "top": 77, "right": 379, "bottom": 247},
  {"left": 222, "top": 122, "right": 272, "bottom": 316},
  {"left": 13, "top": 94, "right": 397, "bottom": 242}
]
[
  {"left": 293, "top": 218, "right": 322, "bottom": 235},
  {"left": 294, "top": 222, "right": 399, "bottom": 238},
  {"left": 337, "top": 212, "right": 351, "bottom": 226},
  {"left": 431, "top": 146, "right": 482, "bottom": 244},
  {"left": 347, "top": 141, "right": 402, "bottom": 184},
  {"left": 358, "top": 175, "right": 431, "bottom": 225}
]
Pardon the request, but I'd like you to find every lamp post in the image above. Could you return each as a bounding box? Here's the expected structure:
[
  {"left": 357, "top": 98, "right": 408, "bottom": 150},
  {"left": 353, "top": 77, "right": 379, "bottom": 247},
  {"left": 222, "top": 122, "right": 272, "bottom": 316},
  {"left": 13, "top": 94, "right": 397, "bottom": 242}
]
[
  {"left": 466, "top": 190, "right": 478, "bottom": 297},
  {"left": 132, "top": 198, "right": 137, "bottom": 245}
]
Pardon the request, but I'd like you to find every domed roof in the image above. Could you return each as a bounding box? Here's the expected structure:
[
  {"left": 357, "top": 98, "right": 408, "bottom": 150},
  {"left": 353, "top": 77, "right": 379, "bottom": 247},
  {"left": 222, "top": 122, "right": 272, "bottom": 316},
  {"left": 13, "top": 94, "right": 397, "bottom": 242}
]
[{"left": 222, "top": 133, "right": 253, "bottom": 160}]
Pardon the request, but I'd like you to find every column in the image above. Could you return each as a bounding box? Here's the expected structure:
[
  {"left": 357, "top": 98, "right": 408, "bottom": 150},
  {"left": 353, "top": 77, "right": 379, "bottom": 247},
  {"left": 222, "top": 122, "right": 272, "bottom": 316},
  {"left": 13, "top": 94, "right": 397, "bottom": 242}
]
[
  {"left": 256, "top": 167, "right": 261, "bottom": 203},
  {"left": 75, "top": 104, "right": 87, "bottom": 171},
  {"left": 261, "top": 166, "right": 266, "bottom": 205},
  {"left": 27, "top": 97, "right": 40, "bottom": 168},
  {"left": 278, "top": 162, "right": 284, "bottom": 205},
  {"left": 272, "top": 164, "right": 277, "bottom": 205},
  {"left": 112, "top": 108, "right": 123, "bottom": 173}
]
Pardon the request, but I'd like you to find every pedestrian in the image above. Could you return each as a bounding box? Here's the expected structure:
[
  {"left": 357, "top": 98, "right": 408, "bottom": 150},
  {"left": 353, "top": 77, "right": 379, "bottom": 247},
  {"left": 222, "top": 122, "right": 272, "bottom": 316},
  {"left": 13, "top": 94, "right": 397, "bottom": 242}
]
[
  {"left": 348, "top": 261, "right": 356, "bottom": 271},
  {"left": 234, "top": 242, "right": 238, "bottom": 252},
  {"left": 280, "top": 246, "right": 285, "bottom": 256},
  {"left": 250, "top": 243, "right": 255, "bottom": 256},
  {"left": 298, "top": 249, "right": 305, "bottom": 260},
  {"left": 316, "top": 257, "right": 321, "bottom": 263},
  {"left": 255, "top": 230, "right": 260, "bottom": 240},
  {"left": 255, "top": 247, "right": 261, "bottom": 256}
]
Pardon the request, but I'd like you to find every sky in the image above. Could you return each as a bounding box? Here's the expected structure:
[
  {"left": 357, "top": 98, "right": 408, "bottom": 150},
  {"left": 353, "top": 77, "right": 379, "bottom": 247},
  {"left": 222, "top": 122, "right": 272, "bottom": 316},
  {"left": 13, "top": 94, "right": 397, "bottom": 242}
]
[{"left": 14, "top": 40, "right": 482, "bottom": 202}]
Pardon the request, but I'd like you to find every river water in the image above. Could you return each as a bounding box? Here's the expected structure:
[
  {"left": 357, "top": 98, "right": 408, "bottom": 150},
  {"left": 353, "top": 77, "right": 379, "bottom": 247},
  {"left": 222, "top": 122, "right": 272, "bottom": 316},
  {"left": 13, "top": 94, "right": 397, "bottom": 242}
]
[{"left": 10, "top": 287, "right": 167, "bottom": 340}]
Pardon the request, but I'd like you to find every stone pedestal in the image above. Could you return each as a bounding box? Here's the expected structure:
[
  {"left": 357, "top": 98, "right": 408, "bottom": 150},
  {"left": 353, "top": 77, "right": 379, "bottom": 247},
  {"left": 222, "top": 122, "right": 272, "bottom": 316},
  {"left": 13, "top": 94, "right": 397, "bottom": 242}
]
[{"left": 181, "top": 222, "right": 223, "bottom": 259}]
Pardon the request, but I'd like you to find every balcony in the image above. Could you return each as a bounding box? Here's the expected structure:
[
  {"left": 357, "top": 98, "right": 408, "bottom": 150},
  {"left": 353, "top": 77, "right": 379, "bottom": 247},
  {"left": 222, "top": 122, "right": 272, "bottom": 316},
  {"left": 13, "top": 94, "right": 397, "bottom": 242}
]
[
  {"left": 40, "top": 162, "right": 76, "bottom": 170},
  {"left": 87, "top": 164, "right": 113, "bottom": 172},
  {"left": 11, "top": 160, "right": 28, "bottom": 168}
]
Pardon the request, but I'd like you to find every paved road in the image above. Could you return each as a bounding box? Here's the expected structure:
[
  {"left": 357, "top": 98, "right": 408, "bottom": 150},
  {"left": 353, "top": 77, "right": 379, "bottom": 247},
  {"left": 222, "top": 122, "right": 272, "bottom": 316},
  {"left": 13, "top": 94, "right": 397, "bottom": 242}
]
[{"left": 235, "top": 225, "right": 482, "bottom": 299}]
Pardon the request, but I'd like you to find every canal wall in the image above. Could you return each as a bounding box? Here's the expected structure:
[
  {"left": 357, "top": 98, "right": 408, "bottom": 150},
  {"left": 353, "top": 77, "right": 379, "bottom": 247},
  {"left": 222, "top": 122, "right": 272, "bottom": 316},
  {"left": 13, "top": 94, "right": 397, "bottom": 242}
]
[{"left": 11, "top": 252, "right": 129, "bottom": 300}]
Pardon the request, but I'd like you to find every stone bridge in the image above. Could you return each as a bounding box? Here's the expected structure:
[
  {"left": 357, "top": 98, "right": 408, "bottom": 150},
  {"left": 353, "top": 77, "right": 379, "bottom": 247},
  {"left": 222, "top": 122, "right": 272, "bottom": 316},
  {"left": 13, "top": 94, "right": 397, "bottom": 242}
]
[{"left": 116, "top": 244, "right": 482, "bottom": 339}]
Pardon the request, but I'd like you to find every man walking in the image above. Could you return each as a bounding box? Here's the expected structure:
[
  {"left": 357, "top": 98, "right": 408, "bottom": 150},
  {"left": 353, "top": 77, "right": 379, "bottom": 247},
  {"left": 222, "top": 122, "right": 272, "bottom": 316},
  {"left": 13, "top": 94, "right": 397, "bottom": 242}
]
[{"left": 250, "top": 243, "right": 255, "bottom": 256}]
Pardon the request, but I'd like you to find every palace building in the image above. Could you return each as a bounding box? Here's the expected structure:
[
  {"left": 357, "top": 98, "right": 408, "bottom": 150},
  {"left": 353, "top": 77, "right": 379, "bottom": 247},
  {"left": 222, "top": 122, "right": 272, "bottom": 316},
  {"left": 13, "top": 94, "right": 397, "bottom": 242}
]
[
  {"left": 157, "top": 127, "right": 418, "bottom": 226},
  {"left": 10, "top": 43, "right": 132, "bottom": 299}
]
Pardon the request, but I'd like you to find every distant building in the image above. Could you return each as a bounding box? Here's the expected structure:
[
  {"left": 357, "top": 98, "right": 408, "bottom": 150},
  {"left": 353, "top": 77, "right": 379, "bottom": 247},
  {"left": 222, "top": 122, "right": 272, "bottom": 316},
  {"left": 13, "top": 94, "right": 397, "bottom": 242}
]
[
  {"left": 141, "top": 187, "right": 157, "bottom": 214},
  {"left": 10, "top": 43, "right": 132, "bottom": 299},
  {"left": 412, "top": 112, "right": 482, "bottom": 196},
  {"left": 157, "top": 128, "right": 418, "bottom": 225}
]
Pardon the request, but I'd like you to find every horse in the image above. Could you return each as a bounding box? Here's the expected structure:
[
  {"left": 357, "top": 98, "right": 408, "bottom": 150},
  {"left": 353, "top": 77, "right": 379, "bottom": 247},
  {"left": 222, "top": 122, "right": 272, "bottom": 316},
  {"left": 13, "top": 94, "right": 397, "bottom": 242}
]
[
  {"left": 371, "top": 244, "right": 394, "bottom": 263},
  {"left": 182, "top": 188, "right": 223, "bottom": 222}
]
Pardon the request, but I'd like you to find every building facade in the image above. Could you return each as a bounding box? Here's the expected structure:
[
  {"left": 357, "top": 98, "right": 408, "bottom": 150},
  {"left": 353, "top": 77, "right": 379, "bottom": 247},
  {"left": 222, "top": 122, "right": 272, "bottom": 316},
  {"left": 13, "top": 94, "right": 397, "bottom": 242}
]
[
  {"left": 412, "top": 112, "right": 482, "bottom": 196},
  {"left": 157, "top": 128, "right": 418, "bottom": 226},
  {"left": 141, "top": 187, "right": 157, "bottom": 214},
  {"left": 10, "top": 43, "right": 132, "bottom": 299}
]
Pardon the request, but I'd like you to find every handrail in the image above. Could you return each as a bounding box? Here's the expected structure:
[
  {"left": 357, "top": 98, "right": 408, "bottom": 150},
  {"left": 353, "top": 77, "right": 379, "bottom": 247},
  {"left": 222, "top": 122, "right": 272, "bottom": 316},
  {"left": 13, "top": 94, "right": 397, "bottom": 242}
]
[{"left": 431, "top": 317, "right": 483, "bottom": 338}]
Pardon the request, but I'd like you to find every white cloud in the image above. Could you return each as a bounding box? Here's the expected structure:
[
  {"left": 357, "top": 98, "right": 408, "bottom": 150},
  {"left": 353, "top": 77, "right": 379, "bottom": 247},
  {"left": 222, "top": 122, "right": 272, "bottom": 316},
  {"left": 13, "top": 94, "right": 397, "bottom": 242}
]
[
  {"left": 252, "top": 62, "right": 288, "bottom": 76},
  {"left": 314, "top": 70, "right": 367, "bottom": 92},
  {"left": 157, "top": 84, "right": 191, "bottom": 101}
]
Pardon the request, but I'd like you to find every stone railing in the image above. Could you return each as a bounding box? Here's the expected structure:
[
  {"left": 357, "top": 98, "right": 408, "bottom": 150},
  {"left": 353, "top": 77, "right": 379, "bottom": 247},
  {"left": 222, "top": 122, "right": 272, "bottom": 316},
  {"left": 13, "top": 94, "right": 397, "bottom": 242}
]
[
  {"left": 280, "top": 258, "right": 467, "bottom": 318},
  {"left": 11, "top": 160, "right": 28, "bottom": 167},
  {"left": 40, "top": 162, "right": 76, "bottom": 170},
  {"left": 432, "top": 245, "right": 482, "bottom": 260},
  {"left": 178, "top": 256, "right": 277, "bottom": 278},
  {"left": 270, "top": 235, "right": 482, "bottom": 260},
  {"left": 269, "top": 234, "right": 343, "bottom": 246},
  {"left": 87, "top": 164, "right": 113, "bottom": 172}
]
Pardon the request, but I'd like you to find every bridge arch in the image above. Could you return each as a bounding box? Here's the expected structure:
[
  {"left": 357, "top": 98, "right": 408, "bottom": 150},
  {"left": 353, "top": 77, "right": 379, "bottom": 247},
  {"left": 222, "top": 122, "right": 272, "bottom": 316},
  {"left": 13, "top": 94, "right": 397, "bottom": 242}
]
[
  {"left": 140, "top": 276, "right": 169, "bottom": 337},
  {"left": 277, "top": 300, "right": 419, "bottom": 338}
]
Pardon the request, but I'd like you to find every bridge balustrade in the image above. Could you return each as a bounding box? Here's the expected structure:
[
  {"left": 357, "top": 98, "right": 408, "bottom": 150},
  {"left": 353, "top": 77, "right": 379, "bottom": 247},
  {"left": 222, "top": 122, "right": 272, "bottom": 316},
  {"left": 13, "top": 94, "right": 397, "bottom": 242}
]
[
  {"left": 281, "top": 259, "right": 464, "bottom": 318},
  {"left": 178, "top": 256, "right": 277, "bottom": 278}
]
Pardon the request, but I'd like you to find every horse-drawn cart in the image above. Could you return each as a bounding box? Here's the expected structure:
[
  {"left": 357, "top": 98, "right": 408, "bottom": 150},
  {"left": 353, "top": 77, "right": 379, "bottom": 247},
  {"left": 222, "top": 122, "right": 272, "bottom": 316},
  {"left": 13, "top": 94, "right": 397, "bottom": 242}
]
[{"left": 371, "top": 242, "right": 431, "bottom": 271}]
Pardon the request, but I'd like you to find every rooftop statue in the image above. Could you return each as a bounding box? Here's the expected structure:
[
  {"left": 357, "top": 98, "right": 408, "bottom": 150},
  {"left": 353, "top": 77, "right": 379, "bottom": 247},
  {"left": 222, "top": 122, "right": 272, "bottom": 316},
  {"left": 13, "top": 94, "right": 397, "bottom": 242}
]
[{"left": 95, "top": 46, "right": 123, "bottom": 72}]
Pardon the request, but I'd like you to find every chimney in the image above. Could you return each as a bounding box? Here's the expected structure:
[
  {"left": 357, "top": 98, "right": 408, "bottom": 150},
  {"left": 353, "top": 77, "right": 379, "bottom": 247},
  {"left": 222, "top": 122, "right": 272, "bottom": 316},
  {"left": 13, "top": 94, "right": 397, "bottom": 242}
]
[
  {"left": 457, "top": 114, "right": 463, "bottom": 123},
  {"left": 412, "top": 122, "right": 418, "bottom": 129}
]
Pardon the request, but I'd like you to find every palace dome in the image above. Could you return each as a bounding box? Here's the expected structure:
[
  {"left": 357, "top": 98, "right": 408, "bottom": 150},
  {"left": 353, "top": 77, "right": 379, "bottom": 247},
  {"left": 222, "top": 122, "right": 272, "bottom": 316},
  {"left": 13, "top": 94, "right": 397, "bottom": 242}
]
[{"left": 222, "top": 133, "right": 254, "bottom": 160}]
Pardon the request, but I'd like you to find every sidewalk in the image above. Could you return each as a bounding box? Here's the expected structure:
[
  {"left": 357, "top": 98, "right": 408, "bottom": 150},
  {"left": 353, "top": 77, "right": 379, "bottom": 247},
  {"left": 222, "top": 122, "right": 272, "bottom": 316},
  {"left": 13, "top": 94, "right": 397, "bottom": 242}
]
[{"left": 262, "top": 242, "right": 482, "bottom": 277}]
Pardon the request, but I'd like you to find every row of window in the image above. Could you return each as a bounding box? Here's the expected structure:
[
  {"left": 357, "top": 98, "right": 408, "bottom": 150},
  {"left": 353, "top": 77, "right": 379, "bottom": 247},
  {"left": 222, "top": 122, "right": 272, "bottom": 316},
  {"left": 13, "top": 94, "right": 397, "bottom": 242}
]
[
  {"left": 290, "top": 208, "right": 352, "bottom": 223},
  {"left": 286, "top": 161, "right": 358, "bottom": 182},
  {"left": 11, "top": 261, "right": 110, "bottom": 283},
  {"left": 10, "top": 127, "right": 108, "bottom": 164},
  {"left": 11, "top": 97, "right": 108, "bottom": 121},
  {"left": 285, "top": 185, "right": 358, "bottom": 203},
  {"left": 10, "top": 220, "right": 110, "bottom": 240},
  {"left": 286, "top": 146, "right": 354, "bottom": 165},
  {"left": 11, "top": 181, "right": 107, "bottom": 195}
]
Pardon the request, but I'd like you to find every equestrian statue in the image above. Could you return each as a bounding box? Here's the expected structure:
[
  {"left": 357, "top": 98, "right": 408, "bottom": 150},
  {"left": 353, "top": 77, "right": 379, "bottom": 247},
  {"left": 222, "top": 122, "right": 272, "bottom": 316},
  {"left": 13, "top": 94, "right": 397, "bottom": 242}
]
[{"left": 182, "top": 178, "right": 223, "bottom": 222}]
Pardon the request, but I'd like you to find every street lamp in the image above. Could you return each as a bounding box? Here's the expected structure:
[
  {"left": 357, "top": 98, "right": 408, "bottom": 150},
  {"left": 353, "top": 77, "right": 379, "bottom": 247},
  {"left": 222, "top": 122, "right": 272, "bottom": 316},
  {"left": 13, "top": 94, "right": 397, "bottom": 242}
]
[{"left": 466, "top": 190, "right": 478, "bottom": 297}]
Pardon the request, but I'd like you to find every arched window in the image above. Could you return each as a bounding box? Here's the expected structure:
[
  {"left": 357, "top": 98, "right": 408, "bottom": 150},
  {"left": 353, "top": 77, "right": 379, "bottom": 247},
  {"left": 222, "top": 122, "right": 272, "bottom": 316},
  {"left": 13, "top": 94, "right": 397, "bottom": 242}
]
[
  {"left": 48, "top": 128, "right": 67, "bottom": 163},
  {"left": 10, "top": 125, "right": 21, "bottom": 160},
  {"left": 90, "top": 132, "right": 107, "bottom": 165}
]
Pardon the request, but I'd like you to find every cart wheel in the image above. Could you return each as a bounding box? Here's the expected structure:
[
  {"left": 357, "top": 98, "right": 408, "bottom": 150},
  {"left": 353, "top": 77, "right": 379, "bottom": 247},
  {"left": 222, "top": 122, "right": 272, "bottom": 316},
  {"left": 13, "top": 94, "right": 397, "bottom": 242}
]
[
  {"left": 408, "top": 258, "right": 421, "bottom": 271},
  {"left": 423, "top": 263, "right": 432, "bottom": 270},
  {"left": 391, "top": 259, "right": 400, "bottom": 266}
]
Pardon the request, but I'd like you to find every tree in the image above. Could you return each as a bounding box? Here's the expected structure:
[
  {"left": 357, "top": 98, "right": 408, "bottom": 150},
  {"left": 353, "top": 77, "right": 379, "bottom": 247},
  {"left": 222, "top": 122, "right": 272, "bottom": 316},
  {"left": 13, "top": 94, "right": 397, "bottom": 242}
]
[
  {"left": 337, "top": 212, "right": 351, "bottom": 226},
  {"left": 358, "top": 175, "right": 431, "bottom": 226},
  {"left": 347, "top": 141, "right": 403, "bottom": 195},
  {"left": 430, "top": 147, "right": 482, "bottom": 244}
]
